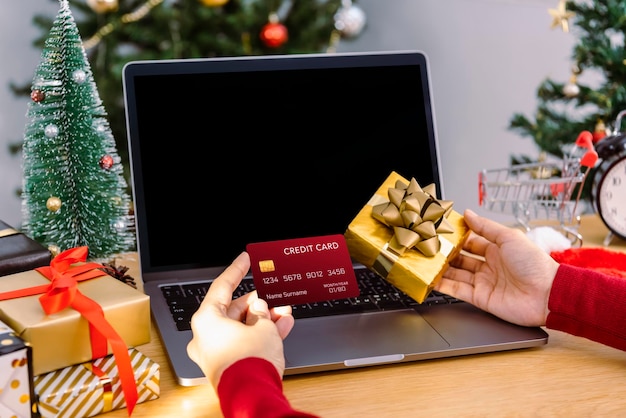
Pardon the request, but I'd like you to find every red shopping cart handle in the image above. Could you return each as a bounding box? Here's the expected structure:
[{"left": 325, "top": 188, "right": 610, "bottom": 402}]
[
  {"left": 581, "top": 149, "right": 598, "bottom": 168},
  {"left": 576, "top": 130, "right": 599, "bottom": 168},
  {"left": 576, "top": 130, "right": 594, "bottom": 149}
]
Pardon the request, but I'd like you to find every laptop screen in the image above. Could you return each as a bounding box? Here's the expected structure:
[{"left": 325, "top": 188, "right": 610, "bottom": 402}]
[{"left": 123, "top": 51, "right": 442, "bottom": 274}]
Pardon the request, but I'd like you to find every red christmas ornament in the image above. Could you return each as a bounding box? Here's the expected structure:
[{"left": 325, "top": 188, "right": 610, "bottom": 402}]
[
  {"left": 99, "top": 154, "right": 114, "bottom": 170},
  {"left": 260, "top": 14, "right": 288, "bottom": 48},
  {"left": 31, "top": 89, "right": 45, "bottom": 103}
]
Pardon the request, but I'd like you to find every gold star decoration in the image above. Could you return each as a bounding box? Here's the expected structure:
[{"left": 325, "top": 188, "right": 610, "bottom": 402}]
[{"left": 548, "top": 0, "right": 575, "bottom": 32}]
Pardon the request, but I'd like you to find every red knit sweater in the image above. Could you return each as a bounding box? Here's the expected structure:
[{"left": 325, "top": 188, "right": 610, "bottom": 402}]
[
  {"left": 546, "top": 263, "right": 626, "bottom": 351},
  {"left": 218, "top": 264, "right": 626, "bottom": 417},
  {"left": 217, "top": 357, "right": 319, "bottom": 418}
]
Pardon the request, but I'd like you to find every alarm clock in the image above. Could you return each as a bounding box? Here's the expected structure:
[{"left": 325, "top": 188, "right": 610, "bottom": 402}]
[{"left": 591, "top": 119, "right": 626, "bottom": 242}]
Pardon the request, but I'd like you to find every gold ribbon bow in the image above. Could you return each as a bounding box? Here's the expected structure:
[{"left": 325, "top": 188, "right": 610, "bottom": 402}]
[{"left": 371, "top": 177, "right": 455, "bottom": 257}]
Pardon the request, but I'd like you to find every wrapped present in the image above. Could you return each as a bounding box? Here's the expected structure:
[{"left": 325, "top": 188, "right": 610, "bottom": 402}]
[
  {"left": 344, "top": 171, "right": 470, "bottom": 303},
  {"left": 35, "top": 348, "right": 160, "bottom": 418},
  {"left": 0, "top": 220, "right": 51, "bottom": 277},
  {"left": 0, "top": 319, "right": 38, "bottom": 418},
  {"left": 0, "top": 247, "right": 151, "bottom": 414},
  {"left": 0, "top": 247, "right": 150, "bottom": 372}
]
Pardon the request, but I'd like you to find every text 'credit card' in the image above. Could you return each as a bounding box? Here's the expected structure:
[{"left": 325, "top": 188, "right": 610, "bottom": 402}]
[{"left": 246, "top": 234, "right": 359, "bottom": 308}]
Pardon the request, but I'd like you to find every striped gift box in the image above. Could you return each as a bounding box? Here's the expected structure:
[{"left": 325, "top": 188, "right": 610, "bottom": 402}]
[{"left": 34, "top": 348, "right": 159, "bottom": 418}]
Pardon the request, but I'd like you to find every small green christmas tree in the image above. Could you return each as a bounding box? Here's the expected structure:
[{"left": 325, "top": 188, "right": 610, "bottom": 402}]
[{"left": 21, "top": 0, "right": 135, "bottom": 260}]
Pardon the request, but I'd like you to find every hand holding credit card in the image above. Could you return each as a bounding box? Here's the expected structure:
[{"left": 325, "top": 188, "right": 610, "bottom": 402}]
[{"left": 246, "top": 235, "right": 360, "bottom": 308}]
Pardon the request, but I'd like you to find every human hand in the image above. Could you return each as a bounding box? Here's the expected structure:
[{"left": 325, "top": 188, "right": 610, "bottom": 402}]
[
  {"left": 186, "top": 252, "right": 295, "bottom": 389},
  {"left": 435, "top": 209, "right": 559, "bottom": 327}
]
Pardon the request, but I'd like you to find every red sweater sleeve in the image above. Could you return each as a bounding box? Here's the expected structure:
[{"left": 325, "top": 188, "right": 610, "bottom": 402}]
[
  {"left": 546, "top": 263, "right": 626, "bottom": 351},
  {"left": 217, "top": 357, "right": 319, "bottom": 418}
]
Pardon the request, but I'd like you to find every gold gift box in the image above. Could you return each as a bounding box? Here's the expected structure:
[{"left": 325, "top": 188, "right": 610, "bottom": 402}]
[
  {"left": 35, "top": 348, "right": 160, "bottom": 418},
  {"left": 0, "top": 269, "right": 150, "bottom": 376},
  {"left": 344, "top": 171, "right": 470, "bottom": 303}
]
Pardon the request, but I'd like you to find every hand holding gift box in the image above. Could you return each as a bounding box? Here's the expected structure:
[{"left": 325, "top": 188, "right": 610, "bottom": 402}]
[
  {"left": 345, "top": 171, "right": 470, "bottom": 303},
  {"left": 0, "top": 247, "right": 151, "bottom": 415}
]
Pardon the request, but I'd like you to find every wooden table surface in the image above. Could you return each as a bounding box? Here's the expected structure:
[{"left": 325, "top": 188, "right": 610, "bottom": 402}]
[{"left": 103, "top": 215, "right": 626, "bottom": 417}]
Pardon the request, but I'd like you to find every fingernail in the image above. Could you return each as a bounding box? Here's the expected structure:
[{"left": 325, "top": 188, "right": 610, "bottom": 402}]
[{"left": 252, "top": 298, "right": 268, "bottom": 313}]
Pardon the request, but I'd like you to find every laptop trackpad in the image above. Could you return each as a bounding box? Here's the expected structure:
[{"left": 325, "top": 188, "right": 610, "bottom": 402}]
[{"left": 283, "top": 310, "right": 449, "bottom": 370}]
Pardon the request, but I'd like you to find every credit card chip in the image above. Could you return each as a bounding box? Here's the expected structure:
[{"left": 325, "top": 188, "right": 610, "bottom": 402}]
[{"left": 259, "top": 259, "right": 275, "bottom": 273}]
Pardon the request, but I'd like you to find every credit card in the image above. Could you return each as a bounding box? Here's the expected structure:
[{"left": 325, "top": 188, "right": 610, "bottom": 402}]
[{"left": 246, "top": 234, "right": 360, "bottom": 308}]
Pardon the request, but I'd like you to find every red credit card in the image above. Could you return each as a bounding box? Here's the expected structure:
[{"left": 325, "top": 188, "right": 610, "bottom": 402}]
[{"left": 246, "top": 234, "right": 360, "bottom": 308}]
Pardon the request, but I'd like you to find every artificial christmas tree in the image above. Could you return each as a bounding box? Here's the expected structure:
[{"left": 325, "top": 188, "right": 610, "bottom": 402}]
[
  {"left": 21, "top": 0, "right": 135, "bottom": 260},
  {"left": 508, "top": 0, "right": 626, "bottom": 197}
]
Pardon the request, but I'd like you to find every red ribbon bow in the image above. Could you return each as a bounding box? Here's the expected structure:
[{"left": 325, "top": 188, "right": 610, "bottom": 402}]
[{"left": 0, "top": 246, "right": 138, "bottom": 415}]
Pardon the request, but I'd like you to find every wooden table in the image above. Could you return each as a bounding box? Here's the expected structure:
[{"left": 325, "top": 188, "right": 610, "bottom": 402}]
[{"left": 104, "top": 215, "right": 626, "bottom": 417}]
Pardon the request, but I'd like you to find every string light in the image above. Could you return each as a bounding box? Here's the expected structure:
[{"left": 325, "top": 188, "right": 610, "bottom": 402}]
[
  {"left": 326, "top": 30, "right": 341, "bottom": 54},
  {"left": 83, "top": 0, "right": 164, "bottom": 50},
  {"left": 82, "top": 0, "right": 559, "bottom": 52}
]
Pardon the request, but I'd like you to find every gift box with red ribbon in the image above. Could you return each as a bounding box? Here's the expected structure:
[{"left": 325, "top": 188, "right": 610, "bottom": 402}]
[
  {"left": 34, "top": 348, "right": 159, "bottom": 418},
  {"left": 0, "top": 247, "right": 151, "bottom": 415},
  {"left": 0, "top": 319, "right": 38, "bottom": 418},
  {"left": 344, "top": 171, "right": 470, "bottom": 303}
]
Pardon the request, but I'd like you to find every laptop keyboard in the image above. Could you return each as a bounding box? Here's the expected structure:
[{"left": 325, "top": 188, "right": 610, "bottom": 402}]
[{"left": 162, "top": 267, "right": 462, "bottom": 331}]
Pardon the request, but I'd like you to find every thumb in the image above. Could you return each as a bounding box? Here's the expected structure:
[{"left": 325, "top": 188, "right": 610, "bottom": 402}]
[{"left": 245, "top": 298, "right": 271, "bottom": 325}]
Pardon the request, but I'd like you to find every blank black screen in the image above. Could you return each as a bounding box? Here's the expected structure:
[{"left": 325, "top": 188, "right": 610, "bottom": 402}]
[{"left": 123, "top": 52, "right": 441, "bottom": 272}]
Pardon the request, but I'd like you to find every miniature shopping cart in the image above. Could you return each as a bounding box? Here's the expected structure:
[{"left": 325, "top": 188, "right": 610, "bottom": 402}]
[{"left": 478, "top": 134, "right": 598, "bottom": 246}]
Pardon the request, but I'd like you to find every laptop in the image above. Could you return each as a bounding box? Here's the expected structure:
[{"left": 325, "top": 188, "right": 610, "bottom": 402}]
[{"left": 122, "top": 50, "right": 549, "bottom": 387}]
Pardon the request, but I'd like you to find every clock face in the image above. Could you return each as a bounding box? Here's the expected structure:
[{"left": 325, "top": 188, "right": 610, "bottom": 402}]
[{"left": 594, "top": 155, "right": 626, "bottom": 240}]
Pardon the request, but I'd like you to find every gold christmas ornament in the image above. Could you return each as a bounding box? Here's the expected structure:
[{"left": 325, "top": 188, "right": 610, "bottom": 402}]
[
  {"left": 48, "top": 245, "right": 61, "bottom": 258},
  {"left": 199, "top": 0, "right": 230, "bottom": 7},
  {"left": 548, "top": 0, "right": 575, "bottom": 33},
  {"left": 87, "top": 0, "right": 119, "bottom": 14},
  {"left": 593, "top": 119, "right": 607, "bottom": 143},
  {"left": 46, "top": 196, "right": 62, "bottom": 212},
  {"left": 530, "top": 153, "right": 557, "bottom": 179}
]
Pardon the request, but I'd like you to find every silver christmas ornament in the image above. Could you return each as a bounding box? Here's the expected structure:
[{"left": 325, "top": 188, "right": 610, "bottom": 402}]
[
  {"left": 562, "top": 74, "right": 580, "bottom": 98},
  {"left": 113, "top": 219, "right": 126, "bottom": 231},
  {"left": 334, "top": 0, "right": 366, "bottom": 38},
  {"left": 72, "top": 69, "right": 87, "bottom": 84},
  {"left": 44, "top": 124, "right": 59, "bottom": 138},
  {"left": 562, "top": 82, "right": 580, "bottom": 98}
]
